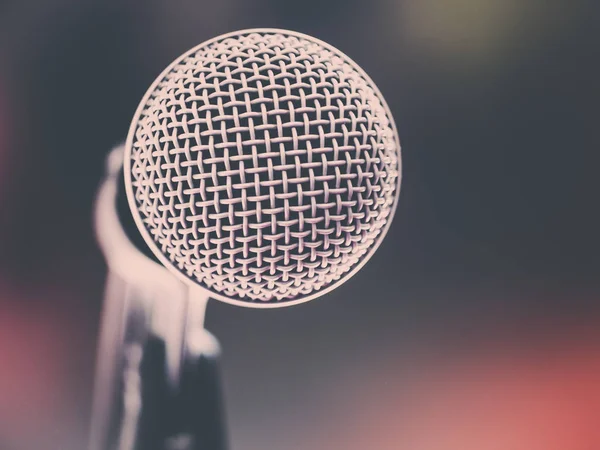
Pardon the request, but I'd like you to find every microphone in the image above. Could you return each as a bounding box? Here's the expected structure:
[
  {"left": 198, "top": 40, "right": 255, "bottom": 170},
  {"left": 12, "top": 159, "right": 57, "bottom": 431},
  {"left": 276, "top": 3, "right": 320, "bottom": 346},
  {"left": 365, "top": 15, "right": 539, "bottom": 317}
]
[{"left": 91, "top": 28, "right": 401, "bottom": 450}]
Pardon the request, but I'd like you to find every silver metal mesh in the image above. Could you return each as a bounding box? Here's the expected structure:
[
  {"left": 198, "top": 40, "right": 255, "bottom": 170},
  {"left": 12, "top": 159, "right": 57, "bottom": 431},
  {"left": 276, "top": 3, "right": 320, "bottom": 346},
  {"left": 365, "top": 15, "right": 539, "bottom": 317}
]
[{"left": 125, "top": 29, "right": 401, "bottom": 305}]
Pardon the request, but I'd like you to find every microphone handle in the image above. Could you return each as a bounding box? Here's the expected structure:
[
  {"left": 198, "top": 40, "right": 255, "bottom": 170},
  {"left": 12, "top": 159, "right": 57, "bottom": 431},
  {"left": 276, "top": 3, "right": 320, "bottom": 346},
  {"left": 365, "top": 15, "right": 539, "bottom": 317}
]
[{"left": 89, "top": 273, "right": 226, "bottom": 450}]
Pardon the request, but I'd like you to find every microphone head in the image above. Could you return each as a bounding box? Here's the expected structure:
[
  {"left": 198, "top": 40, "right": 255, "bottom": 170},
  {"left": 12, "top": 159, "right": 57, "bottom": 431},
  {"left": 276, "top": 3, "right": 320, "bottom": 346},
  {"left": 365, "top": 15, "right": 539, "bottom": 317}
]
[{"left": 124, "top": 29, "right": 401, "bottom": 308}]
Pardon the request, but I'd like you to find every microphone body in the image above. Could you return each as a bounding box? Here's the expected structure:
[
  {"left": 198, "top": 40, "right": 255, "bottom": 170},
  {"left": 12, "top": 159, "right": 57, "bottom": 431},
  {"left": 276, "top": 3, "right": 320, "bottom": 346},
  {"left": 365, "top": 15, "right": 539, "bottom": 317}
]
[{"left": 90, "top": 28, "right": 400, "bottom": 450}]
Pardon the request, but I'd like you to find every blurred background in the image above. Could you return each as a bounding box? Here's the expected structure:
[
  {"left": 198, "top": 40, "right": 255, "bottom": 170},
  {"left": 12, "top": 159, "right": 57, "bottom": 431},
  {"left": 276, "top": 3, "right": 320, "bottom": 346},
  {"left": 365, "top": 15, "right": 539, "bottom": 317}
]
[{"left": 0, "top": 0, "right": 599, "bottom": 449}]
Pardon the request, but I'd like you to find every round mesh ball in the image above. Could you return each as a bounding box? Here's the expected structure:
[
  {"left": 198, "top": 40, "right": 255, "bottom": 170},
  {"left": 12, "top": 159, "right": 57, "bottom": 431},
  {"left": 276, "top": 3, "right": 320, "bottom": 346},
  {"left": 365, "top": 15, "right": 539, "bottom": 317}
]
[{"left": 124, "top": 29, "right": 401, "bottom": 307}]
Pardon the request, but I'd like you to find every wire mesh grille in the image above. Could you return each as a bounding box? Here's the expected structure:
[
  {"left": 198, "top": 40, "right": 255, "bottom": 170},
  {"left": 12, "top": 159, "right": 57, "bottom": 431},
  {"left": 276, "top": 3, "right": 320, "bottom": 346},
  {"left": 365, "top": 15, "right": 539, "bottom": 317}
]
[{"left": 126, "top": 30, "right": 400, "bottom": 304}]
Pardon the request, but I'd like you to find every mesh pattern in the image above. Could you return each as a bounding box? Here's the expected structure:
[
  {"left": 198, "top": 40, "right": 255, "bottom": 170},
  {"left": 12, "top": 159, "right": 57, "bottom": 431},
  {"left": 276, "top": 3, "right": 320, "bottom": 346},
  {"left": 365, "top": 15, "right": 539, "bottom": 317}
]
[{"left": 126, "top": 30, "right": 400, "bottom": 304}]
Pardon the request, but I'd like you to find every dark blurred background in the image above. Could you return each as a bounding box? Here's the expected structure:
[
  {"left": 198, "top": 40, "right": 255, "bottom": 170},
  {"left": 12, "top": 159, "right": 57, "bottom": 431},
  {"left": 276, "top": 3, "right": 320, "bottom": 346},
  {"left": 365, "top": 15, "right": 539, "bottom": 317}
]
[{"left": 0, "top": 1, "right": 599, "bottom": 449}]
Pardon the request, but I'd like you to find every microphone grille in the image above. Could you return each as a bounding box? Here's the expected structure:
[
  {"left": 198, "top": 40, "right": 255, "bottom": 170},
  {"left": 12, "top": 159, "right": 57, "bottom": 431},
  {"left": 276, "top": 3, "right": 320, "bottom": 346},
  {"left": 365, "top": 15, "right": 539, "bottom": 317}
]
[{"left": 125, "top": 29, "right": 401, "bottom": 307}]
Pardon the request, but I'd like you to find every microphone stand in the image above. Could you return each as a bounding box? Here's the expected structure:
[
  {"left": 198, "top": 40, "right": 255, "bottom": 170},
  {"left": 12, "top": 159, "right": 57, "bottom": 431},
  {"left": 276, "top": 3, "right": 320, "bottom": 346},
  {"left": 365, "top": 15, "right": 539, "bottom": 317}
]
[{"left": 89, "top": 145, "right": 228, "bottom": 450}]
